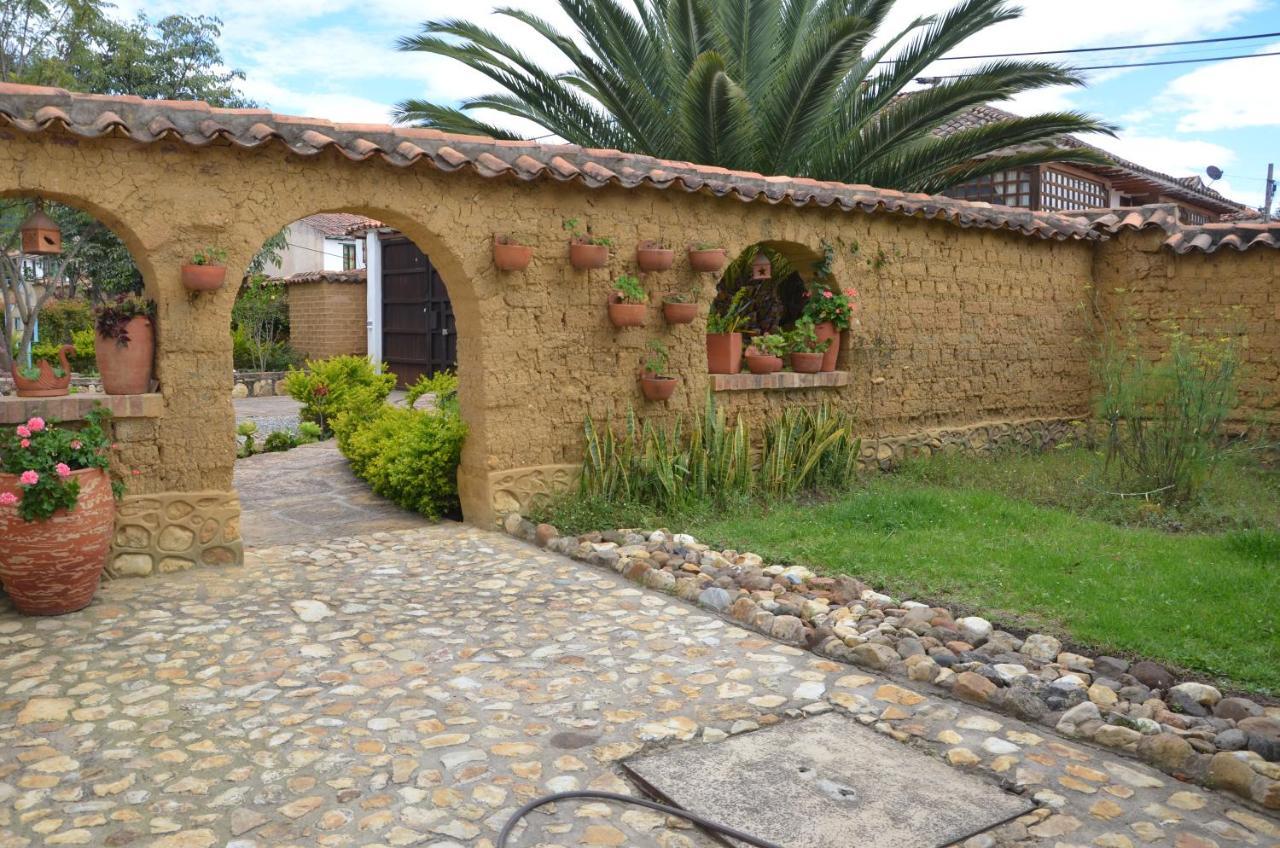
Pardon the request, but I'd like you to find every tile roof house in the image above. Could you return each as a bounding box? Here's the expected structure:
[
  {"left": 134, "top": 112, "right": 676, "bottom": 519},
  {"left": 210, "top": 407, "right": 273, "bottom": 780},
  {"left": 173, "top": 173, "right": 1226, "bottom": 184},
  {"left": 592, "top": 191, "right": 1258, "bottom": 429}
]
[
  {"left": 935, "top": 104, "right": 1253, "bottom": 225},
  {"left": 268, "top": 212, "right": 382, "bottom": 279}
]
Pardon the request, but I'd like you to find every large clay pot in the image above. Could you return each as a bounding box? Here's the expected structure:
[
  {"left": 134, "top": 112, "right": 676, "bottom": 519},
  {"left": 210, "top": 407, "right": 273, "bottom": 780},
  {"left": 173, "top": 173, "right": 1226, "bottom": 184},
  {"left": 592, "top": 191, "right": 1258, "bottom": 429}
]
[
  {"left": 11, "top": 345, "right": 73, "bottom": 397},
  {"left": 706, "top": 332, "right": 743, "bottom": 374},
  {"left": 569, "top": 241, "right": 609, "bottom": 270},
  {"left": 636, "top": 242, "right": 674, "bottom": 272},
  {"left": 791, "top": 352, "right": 823, "bottom": 373},
  {"left": 814, "top": 321, "right": 841, "bottom": 371},
  {"left": 662, "top": 301, "right": 697, "bottom": 324},
  {"left": 745, "top": 352, "right": 783, "bottom": 375},
  {"left": 181, "top": 264, "right": 227, "bottom": 292},
  {"left": 95, "top": 316, "right": 154, "bottom": 395},
  {"left": 493, "top": 239, "right": 533, "bottom": 271},
  {"left": 688, "top": 248, "right": 727, "bottom": 273},
  {"left": 640, "top": 375, "right": 677, "bottom": 401},
  {"left": 0, "top": 468, "right": 114, "bottom": 615},
  {"left": 608, "top": 299, "right": 646, "bottom": 328}
]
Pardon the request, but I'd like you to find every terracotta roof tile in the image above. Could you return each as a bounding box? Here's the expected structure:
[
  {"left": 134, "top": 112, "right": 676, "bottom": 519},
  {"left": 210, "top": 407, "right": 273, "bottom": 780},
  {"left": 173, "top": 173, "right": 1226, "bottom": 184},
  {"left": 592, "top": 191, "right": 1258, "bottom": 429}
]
[
  {"left": 297, "top": 212, "right": 381, "bottom": 237},
  {"left": 1070, "top": 204, "right": 1280, "bottom": 254},
  {"left": 0, "top": 82, "right": 1119, "bottom": 244},
  {"left": 275, "top": 268, "right": 367, "bottom": 285}
]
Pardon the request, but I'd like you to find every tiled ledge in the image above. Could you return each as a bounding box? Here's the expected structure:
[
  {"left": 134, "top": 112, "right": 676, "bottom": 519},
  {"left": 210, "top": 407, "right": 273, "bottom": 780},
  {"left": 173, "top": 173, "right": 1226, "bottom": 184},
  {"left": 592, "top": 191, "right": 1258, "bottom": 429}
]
[
  {"left": 711, "top": 371, "right": 850, "bottom": 392},
  {"left": 0, "top": 392, "right": 163, "bottom": 424}
]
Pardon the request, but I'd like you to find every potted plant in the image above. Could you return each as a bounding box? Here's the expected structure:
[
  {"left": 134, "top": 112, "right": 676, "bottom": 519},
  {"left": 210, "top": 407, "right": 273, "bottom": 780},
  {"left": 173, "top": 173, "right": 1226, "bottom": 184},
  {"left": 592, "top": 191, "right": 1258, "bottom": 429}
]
[
  {"left": 564, "top": 218, "right": 612, "bottom": 269},
  {"left": 787, "top": 317, "right": 830, "bottom": 373},
  {"left": 662, "top": 283, "right": 700, "bottom": 324},
  {"left": 639, "top": 340, "right": 677, "bottom": 401},
  {"left": 94, "top": 294, "right": 156, "bottom": 395},
  {"left": 0, "top": 409, "right": 120, "bottom": 615},
  {"left": 688, "top": 242, "right": 728, "bottom": 273},
  {"left": 493, "top": 234, "right": 533, "bottom": 271},
  {"left": 706, "top": 289, "right": 750, "bottom": 374},
  {"left": 803, "top": 283, "right": 858, "bottom": 371},
  {"left": 11, "top": 344, "right": 73, "bottom": 397},
  {"left": 745, "top": 332, "right": 787, "bottom": 375},
  {"left": 636, "top": 240, "right": 674, "bottom": 272},
  {"left": 182, "top": 246, "right": 228, "bottom": 292},
  {"left": 608, "top": 275, "right": 647, "bottom": 327}
]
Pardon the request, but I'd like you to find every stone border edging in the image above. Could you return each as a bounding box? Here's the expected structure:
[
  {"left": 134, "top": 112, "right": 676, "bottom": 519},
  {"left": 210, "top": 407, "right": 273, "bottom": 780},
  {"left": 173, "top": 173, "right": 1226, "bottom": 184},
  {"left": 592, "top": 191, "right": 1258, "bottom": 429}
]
[{"left": 499, "top": 513, "right": 1279, "bottom": 812}]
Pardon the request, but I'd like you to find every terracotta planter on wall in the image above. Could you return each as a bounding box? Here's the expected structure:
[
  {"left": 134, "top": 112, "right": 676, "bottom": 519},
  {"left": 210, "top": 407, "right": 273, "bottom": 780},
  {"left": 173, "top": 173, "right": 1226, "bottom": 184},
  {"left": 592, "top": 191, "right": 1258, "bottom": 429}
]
[
  {"left": 493, "top": 238, "right": 533, "bottom": 271},
  {"left": 96, "top": 316, "right": 154, "bottom": 395},
  {"left": 791, "top": 352, "right": 823, "bottom": 373},
  {"left": 0, "top": 468, "right": 114, "bottom": 615},
  {"left": 181, "top": 264, "right": 227, "bottom": 292},
  {"left": 636, "top": 242, "right": 674, "bottom": 272},
  {"left": 745, "top": 352, "right": 783, "bottom": 375},
  {"left": 608, "top": 299, "right": 646, "bottom": 328},
  {"left": 662, "top": 301, "right": 697, "bottom": 324},
  {"left": 640, "top": 375, "right": 677, "bottom": 401},
  {"left": 11, "top": 345, "right": 73, "bottom": 397},
  {"left": 688, "top": 248, "right": 727, "bottom": 273},
  {"left": 706, "top": 332, "right": 742, "bottom": 374},
  {"left": 814, "top": 321, "right": 841, "bottom": 371},
  {"left": 569, "top": 241, "right": 609, "bottom": 270}
]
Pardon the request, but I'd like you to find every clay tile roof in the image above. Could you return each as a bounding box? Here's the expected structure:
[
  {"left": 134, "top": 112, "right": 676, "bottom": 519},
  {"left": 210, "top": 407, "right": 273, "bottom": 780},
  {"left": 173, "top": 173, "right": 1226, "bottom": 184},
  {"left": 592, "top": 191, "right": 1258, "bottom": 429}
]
[
  {"left": 297, "top": 212, "right": 381, "bottom": 237},
  {"left": 275, "top": 268, "right": 367, "bottom": 285},
  {"left": 0, "top": 82, "right": 1114, "bottom": 244},
  {"left": 1069, "top": 203, "right": 1280, "bottom": 254}
]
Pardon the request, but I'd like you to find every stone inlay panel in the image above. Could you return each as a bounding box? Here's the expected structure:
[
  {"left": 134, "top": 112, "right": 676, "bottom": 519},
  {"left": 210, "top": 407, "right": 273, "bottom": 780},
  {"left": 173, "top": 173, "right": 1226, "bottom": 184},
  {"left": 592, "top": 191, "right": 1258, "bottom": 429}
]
[{"left": 108, "top": 490, "right": 242, "bottom": 577}]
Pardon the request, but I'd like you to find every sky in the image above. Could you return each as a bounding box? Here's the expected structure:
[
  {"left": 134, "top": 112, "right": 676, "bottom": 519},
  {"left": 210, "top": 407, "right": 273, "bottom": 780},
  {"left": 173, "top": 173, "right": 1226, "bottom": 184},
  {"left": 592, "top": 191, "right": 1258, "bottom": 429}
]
[{"left": 113, "top": 0, "right": 1280, "bottom": 210}]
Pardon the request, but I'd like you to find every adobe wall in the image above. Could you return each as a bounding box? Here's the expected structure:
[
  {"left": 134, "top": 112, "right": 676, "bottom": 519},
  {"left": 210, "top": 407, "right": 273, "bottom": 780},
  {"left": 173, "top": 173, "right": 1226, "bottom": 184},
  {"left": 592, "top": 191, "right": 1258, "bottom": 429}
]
[
  {"left": 1094, "top": 229, "right": 1279, "bottom": 432},
  {"left": 287, "top": 280, "right": 368, "bottom": 360}
]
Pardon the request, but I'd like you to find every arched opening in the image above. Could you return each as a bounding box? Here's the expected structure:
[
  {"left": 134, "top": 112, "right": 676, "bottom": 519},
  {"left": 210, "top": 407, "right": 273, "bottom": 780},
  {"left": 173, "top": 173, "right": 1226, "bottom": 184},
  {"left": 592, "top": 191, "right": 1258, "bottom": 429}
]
[
  {"left": 232, "top": 210, "right": 466, "bottom": 547},
  {"left": 710, "top": 240, "right": 825, "bottom": 337}
]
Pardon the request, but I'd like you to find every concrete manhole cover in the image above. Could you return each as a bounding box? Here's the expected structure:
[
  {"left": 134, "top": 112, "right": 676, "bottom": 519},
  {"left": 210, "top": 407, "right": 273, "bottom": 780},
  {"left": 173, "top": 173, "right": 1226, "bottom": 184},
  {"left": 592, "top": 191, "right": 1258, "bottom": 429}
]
[{"left": 624, "top": 712, "right": 1035, "bottom": 848}]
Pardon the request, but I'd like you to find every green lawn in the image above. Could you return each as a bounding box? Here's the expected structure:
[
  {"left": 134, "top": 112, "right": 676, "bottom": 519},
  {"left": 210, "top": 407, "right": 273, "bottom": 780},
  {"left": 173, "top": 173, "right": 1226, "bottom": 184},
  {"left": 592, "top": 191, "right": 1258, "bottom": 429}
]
[{"left": 681, "top": 479, "right": 1279, "bottom": 694}]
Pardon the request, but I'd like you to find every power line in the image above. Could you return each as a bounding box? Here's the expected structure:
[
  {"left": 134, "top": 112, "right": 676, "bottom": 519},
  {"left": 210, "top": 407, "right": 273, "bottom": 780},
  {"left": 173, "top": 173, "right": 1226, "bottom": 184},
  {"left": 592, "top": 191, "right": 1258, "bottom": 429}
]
[
  {"left": 918, "top": 49, "right": 1280, "bottom": 81},
  {"left": 884, "top": 29, "right": 1280, "bottom": 62}
]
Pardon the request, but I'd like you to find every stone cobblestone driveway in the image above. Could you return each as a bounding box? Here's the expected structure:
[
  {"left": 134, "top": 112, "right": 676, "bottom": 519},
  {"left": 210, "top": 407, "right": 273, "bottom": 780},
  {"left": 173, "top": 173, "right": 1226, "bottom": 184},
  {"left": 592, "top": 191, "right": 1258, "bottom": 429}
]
[{"left": 1, "top": 525, "right": 1277, "bottom": 848}]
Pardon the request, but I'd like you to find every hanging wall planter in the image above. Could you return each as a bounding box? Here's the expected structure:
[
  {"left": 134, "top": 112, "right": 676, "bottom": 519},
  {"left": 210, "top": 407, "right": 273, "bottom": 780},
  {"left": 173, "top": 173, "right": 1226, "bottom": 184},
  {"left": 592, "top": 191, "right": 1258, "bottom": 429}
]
[
  {"left": 640, "top": 341, "right": 677, "bottom": 401},
  {"left": 94, "top": 295, "right": 156, "bottom": 395},
  {"left": 688, "top": 245, "right": 728, "bottom": 273},
  {"left": 636, "top": 241, "right": 674, "bottom": 272},
  {"left": 181, "top": 246, "right": 228, "bottom": 292},
  {"left": 564, "top": 218, "right": 611, "bottom": 269},
  {"left": 608, "top": 275, "right": 647, "bottom": 327},
  {"left": 662, "top": 301, "right": 698, "bottom": 324},
  {"left": 11, "top": 345, "right": 73, "bottom": 398},
  {"left": 493, "top": 235, "right": 533, "bottom": 271}
]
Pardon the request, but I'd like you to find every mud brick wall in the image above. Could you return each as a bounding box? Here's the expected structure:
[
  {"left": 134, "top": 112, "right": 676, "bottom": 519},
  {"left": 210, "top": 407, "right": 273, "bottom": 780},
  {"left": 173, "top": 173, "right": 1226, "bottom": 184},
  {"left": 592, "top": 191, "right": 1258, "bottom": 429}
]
[{"left": 286, "top": 280, "right": 368, "bottom": 360}]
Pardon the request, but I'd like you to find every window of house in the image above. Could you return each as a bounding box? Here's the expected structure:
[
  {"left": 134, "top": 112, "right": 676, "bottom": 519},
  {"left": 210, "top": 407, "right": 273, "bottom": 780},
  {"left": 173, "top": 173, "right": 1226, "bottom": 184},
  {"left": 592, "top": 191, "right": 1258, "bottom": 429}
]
[
  {"left": 342, "top": 242, "right": 357, "bottom": 271},
  {"left": 942, "top": 169, "right": 1035, "bottom": 208},
  {"left": 1180, "top": 207, "right": 1211, "bottom": 225},
  {"left": 1040, "top": 169, "right": 1109, "bottom": 211}
]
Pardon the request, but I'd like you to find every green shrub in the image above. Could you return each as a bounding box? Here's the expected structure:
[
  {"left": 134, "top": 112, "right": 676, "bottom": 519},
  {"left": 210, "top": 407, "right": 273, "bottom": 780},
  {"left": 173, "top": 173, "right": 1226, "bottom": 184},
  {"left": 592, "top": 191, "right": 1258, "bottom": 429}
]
[
  {"left": 37, "top": 298, "right": 93, "bottom": 344},
  {"left": 405, "top": 369, "right": 459, "bottom": 410},
  {"left": 341, "top": 405, "right": 467, "bottom": 520},
  {"left": 30, "top": 327, "right": 96, "bottom": 374},
  {"left": 283, "top": 356, "right": 395, "bottom": 436},
  {"left": 232, "top": 327, "right": 301, "bottom": 372},
  {"left": 263, "top": 430, "right": 299, "bottom": 453}
]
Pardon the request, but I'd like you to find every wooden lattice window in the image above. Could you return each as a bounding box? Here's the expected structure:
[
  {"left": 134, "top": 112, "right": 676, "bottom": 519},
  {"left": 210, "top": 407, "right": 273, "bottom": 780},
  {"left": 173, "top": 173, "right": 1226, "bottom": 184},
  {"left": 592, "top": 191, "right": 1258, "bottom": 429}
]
[
  {"left": 1040, "top": 168, "right": 1109, "bottom": 210},
  {"left": 943, "top": 169, "right": 1035, "bottom": 208},
  {"left": 1180, "top": 207, "right": 1211, "bottom": 225}
]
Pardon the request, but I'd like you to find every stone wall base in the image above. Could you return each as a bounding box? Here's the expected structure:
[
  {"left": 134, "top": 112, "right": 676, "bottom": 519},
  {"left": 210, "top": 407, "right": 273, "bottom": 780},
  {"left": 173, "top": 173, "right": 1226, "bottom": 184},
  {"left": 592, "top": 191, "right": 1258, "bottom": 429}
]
[{"left": 109, "top": 490, "right": 243, "bottom": 578}]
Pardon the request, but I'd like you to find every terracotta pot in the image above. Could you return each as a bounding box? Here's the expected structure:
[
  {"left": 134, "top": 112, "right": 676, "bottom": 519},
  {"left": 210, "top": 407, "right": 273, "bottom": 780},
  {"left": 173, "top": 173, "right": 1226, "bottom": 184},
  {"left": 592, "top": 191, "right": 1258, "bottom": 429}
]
[
  {"left": 688, "top": 248, "right": 727, "bottom": 273},
  {"left": 662, "top": 301, "right": 697, "bottom": 324},
  {"left": 814, "top": 321, "right": 841, "bottom": 371},
  {"left": 608, "top": 300, "right": 646, "bottom": 328},
  {"left": 639, "top": 374, "right": 677, "bottom": 401},
  {"left": 493, "top": 239, "right": 533, "bottom": 271},
  {"left": 181, "top": 263, "right": 227, "bottom": 292},
  {"left": 636, "top": 243, "right": 674, "bottom": 272},
  {"left": 0, "top": 468, "right": 114, "bottom": 615},
  {"left": 745, "top": 353, "right": 783, "bottom": 375},
  {"left": 569, "top": 241, "right": 609, "bottom": 270},
  {"left": 11, "top": 345, "right": 73, "bottom": 397},
  {"left": 95, "top": 316, "right": 154, "bottom": 395},
  {"left": 791, "top": 351, "right": 823, "bottom": 373},
  {"left": 706, "top": 332, "right": 743, "bottom": 374}
]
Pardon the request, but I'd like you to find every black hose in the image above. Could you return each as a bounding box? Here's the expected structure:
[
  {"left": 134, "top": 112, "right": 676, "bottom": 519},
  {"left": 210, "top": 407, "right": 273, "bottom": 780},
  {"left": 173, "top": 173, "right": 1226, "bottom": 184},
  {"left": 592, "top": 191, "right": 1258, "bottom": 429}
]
[{"left": 496, "top": 790, "right": 786, "bottom": 848}]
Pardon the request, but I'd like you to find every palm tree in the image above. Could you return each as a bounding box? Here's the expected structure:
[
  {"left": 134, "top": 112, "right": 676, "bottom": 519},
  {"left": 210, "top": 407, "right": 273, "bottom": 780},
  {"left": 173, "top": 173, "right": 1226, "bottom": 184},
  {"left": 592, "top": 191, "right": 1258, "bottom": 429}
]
[{"left": 395, "top": 0, "right": 1115, "bottom": 193}]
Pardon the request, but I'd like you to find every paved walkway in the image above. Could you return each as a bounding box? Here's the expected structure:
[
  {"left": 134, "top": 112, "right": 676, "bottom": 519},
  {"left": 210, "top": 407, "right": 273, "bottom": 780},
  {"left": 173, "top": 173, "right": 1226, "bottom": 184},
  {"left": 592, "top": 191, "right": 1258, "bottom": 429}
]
[
  {"left": 1, "top": 525, "right": 1277, "bottom": 848},
  {"left": 233, "top": 440, "right": 429, "bottom": 548}
]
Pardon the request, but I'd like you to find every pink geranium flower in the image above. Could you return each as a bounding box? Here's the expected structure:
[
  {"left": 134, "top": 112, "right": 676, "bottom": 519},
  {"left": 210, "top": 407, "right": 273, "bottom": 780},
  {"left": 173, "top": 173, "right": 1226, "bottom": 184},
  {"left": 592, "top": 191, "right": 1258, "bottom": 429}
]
[
  {"left": 16, "top": 425, "right": 30, "bottom": 438},
  {"left": 19, "top": 470, "right": 39, "bottom": 486},
  {"left": 822, "top": 290, "right": 833, "bottom": 298},
  {"left": 20, "top": 439, "right": 30, "bottom": 448},
  {"left": 26, "top": 417, "right": 45, "bottom": 433},
  {"left": 70, "top": 440, "right": 82, "bottom": 450},
  {"left": 0, "top": 492, "right": 17, "bottom": 506},
  {"left": 55, "top": 463, "right": 71, "bottom": 478}
]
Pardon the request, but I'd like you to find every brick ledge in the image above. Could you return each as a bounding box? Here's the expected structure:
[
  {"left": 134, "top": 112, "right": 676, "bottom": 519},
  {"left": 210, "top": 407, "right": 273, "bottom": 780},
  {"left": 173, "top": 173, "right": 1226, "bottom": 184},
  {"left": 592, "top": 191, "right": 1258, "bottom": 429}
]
[
  {"left": 711, "top": 371, "right": 850, "bottom": 392},
  {"left": 0, "top": 392, "right": 163, "bottom": 424}
]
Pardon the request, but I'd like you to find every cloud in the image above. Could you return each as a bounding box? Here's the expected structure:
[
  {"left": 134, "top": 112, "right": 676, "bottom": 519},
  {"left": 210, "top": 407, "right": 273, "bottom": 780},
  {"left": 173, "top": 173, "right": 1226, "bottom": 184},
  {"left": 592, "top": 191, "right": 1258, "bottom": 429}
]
[
  {"left": 237, "top": 79, "right": 396, "bottom": 124},
  {"left": 1153, "top": 42, "right": 1280, "bottom": 131},
  {"left": 1082, "top": 131, "right": 1236, "bottom": 179}
]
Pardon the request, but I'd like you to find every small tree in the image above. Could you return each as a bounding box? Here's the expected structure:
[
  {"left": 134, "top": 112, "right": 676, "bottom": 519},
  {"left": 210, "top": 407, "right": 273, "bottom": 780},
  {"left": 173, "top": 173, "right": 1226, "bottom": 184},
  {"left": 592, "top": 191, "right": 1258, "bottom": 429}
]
[{"left": 231, "top": 274, "right": 290, "bottom": 373}]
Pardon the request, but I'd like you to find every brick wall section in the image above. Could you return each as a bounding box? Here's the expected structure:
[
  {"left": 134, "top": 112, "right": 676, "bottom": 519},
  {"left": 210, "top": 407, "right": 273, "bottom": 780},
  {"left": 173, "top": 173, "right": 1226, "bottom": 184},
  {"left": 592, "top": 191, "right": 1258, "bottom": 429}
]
[
  {"left": 1094, "top": 229, "right": 1279, "bottom": 431},
  {"left": 287, "top": 281, "right": 368, "bottom": 360}
]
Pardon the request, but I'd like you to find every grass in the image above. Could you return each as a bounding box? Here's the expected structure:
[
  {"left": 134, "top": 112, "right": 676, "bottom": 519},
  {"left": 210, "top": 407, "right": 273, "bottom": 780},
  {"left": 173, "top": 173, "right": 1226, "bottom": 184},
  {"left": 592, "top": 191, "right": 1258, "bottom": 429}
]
[{"left": 540, "top": 447, "right": 1280, "bottom": 695}]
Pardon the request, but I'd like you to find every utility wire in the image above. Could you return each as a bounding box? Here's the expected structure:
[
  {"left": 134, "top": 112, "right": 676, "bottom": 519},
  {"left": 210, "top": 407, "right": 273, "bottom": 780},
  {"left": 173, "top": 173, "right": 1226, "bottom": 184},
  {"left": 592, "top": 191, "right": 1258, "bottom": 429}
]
[
  {"left": 918, "top": 49, "right": 1280, "bottom": 80},
  {"left": 883, "top": 29, "right": 1280, "bottom": 62}
]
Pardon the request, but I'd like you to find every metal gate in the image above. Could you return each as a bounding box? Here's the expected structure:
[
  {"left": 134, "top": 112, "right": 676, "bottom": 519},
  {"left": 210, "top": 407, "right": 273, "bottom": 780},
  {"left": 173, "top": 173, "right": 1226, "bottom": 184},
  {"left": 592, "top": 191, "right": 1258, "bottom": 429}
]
[{"left": 380, "top": 236, "right": 456, "bottom": 388}]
